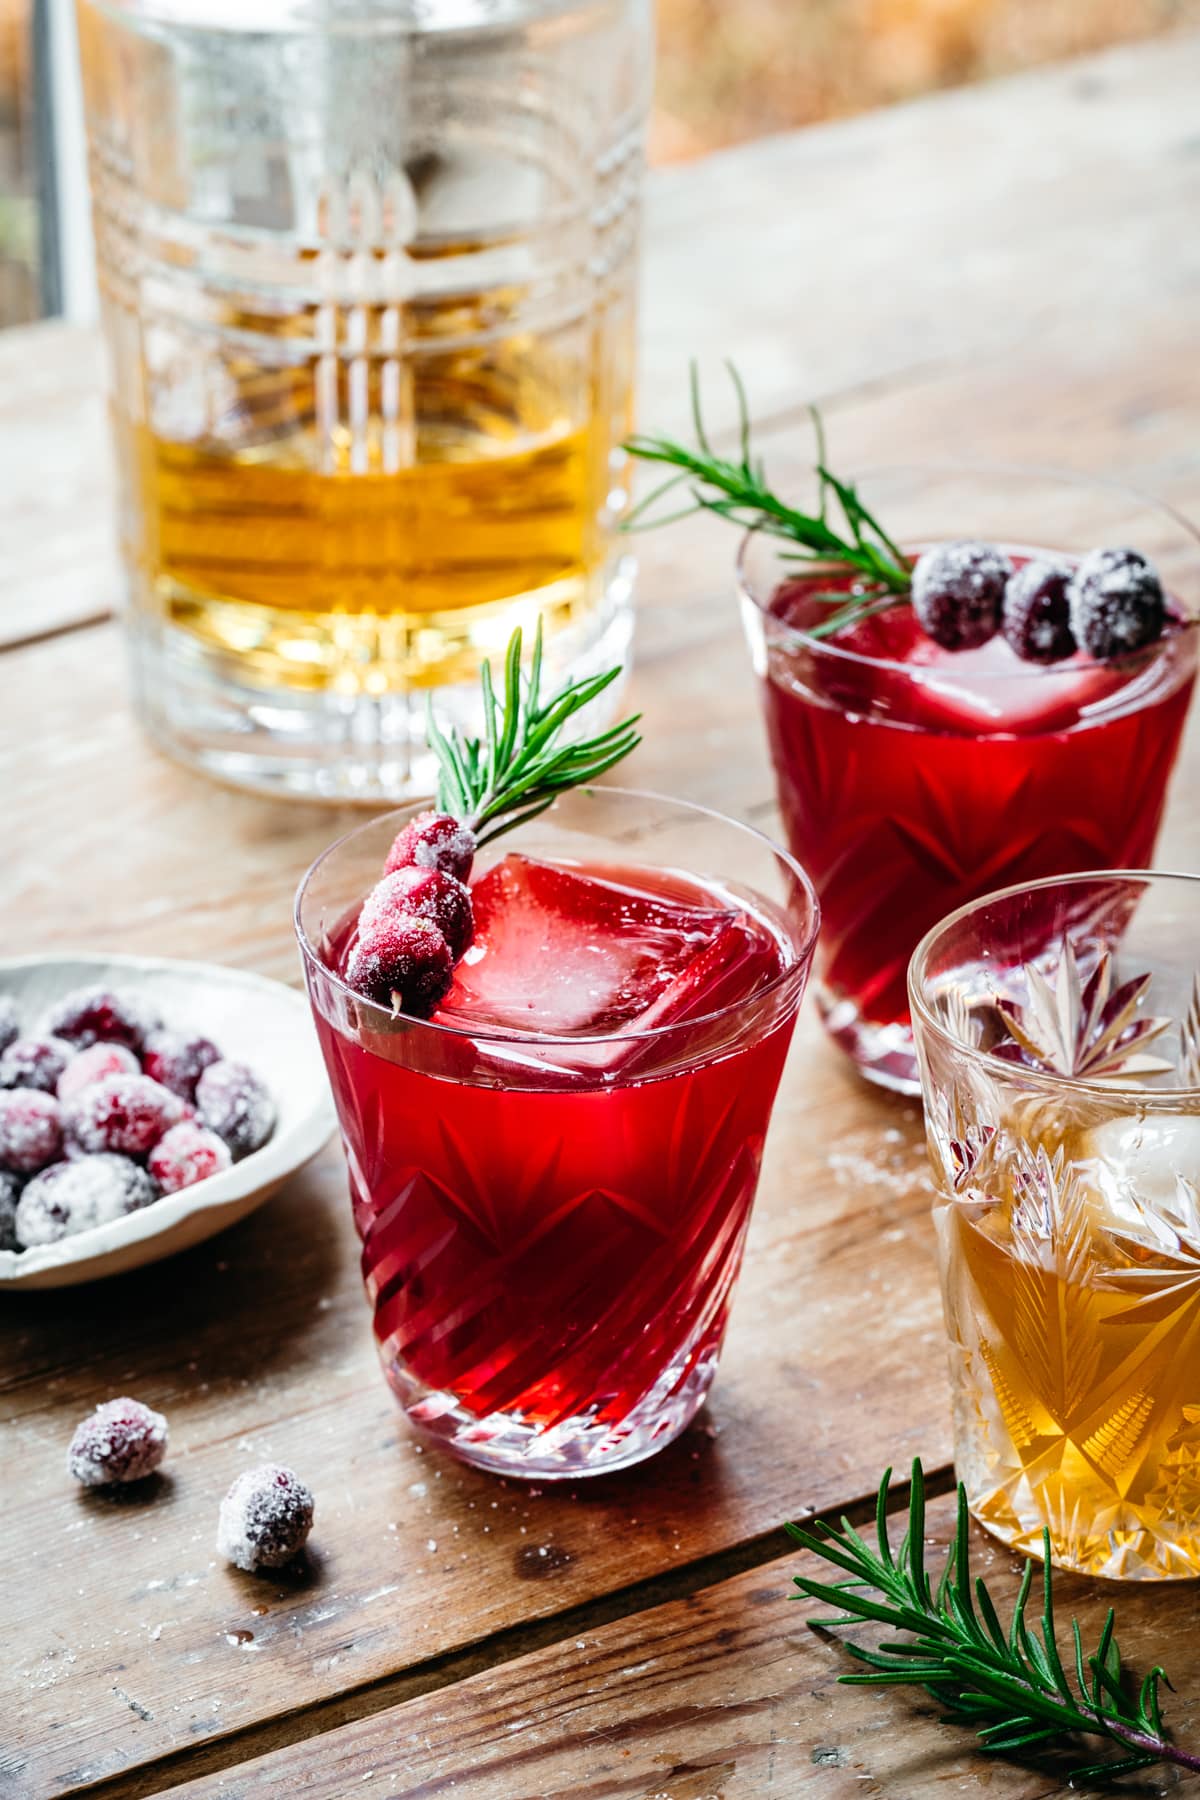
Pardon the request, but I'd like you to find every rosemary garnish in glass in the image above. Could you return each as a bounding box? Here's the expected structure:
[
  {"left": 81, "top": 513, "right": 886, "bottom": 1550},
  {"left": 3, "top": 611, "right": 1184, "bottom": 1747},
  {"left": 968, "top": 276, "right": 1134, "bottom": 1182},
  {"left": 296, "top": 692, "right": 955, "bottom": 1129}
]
[
  {"left": 624, "top": 362, "right": 912, "bottom": 639},
  {"left": 426, "top": 620, "right": 642, "bottom": 847}
]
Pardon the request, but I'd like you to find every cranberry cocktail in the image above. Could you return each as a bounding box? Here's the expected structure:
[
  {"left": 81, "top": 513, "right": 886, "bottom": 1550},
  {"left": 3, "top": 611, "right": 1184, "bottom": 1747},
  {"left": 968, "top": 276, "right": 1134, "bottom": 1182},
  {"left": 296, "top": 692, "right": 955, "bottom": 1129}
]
[
  {"left": 298, "top": 784, "right": 817, "bottom": 1479},
  {"left": 737, "top": 473, "right": 1198, "bottom": 1091}
]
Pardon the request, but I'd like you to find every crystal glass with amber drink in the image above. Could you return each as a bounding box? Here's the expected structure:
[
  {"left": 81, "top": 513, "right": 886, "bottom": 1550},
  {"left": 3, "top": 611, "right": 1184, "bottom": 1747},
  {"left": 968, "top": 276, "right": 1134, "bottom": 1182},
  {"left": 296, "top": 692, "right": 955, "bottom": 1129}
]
[
  {"left": 79, "top": 0, "right": 651, "bottom": 797},
  {"left": 911, "top": 871, "right": 1200, "bottom": 1580}
]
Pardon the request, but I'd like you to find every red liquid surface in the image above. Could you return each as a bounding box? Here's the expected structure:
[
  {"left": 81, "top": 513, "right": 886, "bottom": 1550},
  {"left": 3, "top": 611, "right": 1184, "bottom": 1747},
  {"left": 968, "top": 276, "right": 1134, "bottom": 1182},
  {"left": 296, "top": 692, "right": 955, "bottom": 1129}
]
[
  {"left": 759, "top": 580, "right": 1196, "bottom": 1032},
  {"left": 313, "top": 854, "right": 798, "bottom": 1445}
]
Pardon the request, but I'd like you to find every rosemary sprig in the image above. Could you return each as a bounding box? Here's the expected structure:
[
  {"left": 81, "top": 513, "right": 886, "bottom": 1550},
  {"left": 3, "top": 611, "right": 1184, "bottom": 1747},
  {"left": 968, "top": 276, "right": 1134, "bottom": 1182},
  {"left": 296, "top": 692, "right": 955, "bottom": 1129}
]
[
  {"left": 425, "top": 621, "right": 641, "bottom": 849},
  {"left": 787, "top": 1461, "right": 1200, "bottom": 1785},
  {"left": 623, "top": 362, "right": 912, "bottom": 638}
]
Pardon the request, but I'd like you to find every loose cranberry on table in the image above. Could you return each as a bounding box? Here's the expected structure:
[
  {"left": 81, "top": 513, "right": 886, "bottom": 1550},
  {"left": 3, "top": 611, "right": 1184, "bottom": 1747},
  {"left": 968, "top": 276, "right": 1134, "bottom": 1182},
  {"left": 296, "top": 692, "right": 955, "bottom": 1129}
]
[
  {"left": 65, "top": 1073, "right": 184, "bottom": 1158},
  {"left": 56, "top": 1042, "right": 140, "bottom": 1103},
  {"left": 0, "top": 1036, "right": 74, "bottom": 1094},
  {"left": 68, "top": 1397, "right": 168, "bottom": 1487},
  {"left": 195, "top": 1061, "right": 276, "bottom": 1158},
  {"left": 149, "top": 1122, "right": 231, "bottom": 1194},
  {"left": 0, "top": 1089, "right": 63, "bottom": 1174},
  {"left": 217, "top": 1464, "right": 315, "bottom": 1571},
  {"left": 40, "top": 986, "right": 160, "bottom": 1053}
]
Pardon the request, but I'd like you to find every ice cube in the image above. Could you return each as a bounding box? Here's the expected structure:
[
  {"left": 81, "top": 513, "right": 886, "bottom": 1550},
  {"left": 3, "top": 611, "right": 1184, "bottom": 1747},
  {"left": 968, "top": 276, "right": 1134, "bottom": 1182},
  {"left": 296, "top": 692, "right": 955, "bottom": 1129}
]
[
  {"left": 1084, "top": 1114, "right": 1200, "bottom": 1252},
  {"left": 437, "top": 854, "right": 745, "bottom": 1037}
]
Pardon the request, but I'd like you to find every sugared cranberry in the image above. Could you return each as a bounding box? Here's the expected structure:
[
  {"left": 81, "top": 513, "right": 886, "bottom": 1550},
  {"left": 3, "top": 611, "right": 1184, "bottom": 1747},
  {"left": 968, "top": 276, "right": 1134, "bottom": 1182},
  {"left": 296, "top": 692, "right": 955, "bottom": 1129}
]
[
  {"left": 0, "top": 1170, "right": 21, "bottom": 1251},
  {"left": 56, "top": 1042, "right": 140, "bottom": 1103},
  {"left": 217, "top": 1463, "right": 314, "bottom": 1571},
  {"left": 15, "top": 1153, "right": 154, "bottom": 1247},
  {"left": 195, "top": 1061, "right": 275, "bottom": 1158},
  {"left": 65, "top": 1073, "right": 183, "bottom": 1157},
  {"left": 0, "top": 1036, "right": 74, "bottom": 1094},
  {"left": 40, "top": 985, "right": 160, "bottom": 1053},
  {"left": 385, "top": 810, "right": 476, "bottom": 884},
  {"left": 68, "top": 1397, "right": 168, "bottom": 1486},
  {"left": 149, "top": 1121, "right": 232, "bottom": 1194},
  {"left": 0, "top": 1089, "right": 63, "bottom": 1174},
  {"left": 1069, "top": 546, "right": 1166, "bottom": 661},
  {"left": 911, "top": 541, "right": 1012, "bottom": 651},
  {"left": 142, "top": 1029, "right": 221, "bottom": 1102},
  {"left": 1002, "top": 559, "right": 1076, "bottom": 664},
  {"left": 0, "top": 995, "right": 18, "bottom": 1056},
  {"left": 361, "top": 866, "right": 474, "bottom": 961},
  {"left": 345, "top": 913, "right": 454, "bottom": 1017}
]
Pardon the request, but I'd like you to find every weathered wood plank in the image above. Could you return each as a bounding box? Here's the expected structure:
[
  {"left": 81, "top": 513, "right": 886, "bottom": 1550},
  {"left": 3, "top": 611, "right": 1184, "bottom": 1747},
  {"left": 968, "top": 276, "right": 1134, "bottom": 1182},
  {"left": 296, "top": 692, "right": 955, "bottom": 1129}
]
[
  {"left": 6, "top": 234, "right": 1200, "bottom": 1798},
  {"left": 2, "top": 1068, "right": 947, "bottom": 1798},
  {"left": 156, "top": 1493, "right": 1200, "bottom": 1799},
  {"left": 7, "top": 30, "right": 1200, "bottom": 648}
]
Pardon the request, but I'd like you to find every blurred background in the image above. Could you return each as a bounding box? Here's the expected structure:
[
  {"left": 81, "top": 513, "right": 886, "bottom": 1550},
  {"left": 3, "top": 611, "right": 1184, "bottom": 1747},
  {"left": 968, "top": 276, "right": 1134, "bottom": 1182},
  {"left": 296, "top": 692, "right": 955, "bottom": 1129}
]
[{"left": 2, "top": 0, "right": 1198, "bottom": 327}]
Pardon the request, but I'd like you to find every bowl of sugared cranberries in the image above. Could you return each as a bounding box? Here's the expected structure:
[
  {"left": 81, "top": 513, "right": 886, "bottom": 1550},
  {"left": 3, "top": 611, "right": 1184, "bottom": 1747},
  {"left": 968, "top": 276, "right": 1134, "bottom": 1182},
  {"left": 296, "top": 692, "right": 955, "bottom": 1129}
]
[{"left": 0, "top": 955, "right": 335, "bottom": 1290}]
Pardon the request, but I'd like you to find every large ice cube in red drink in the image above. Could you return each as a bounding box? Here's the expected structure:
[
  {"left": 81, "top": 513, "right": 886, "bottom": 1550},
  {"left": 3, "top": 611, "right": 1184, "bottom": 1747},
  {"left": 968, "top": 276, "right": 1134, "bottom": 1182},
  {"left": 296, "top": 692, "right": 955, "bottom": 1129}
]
[{"left": 438, "top": 854, "right": 778, "bottom": 1039}]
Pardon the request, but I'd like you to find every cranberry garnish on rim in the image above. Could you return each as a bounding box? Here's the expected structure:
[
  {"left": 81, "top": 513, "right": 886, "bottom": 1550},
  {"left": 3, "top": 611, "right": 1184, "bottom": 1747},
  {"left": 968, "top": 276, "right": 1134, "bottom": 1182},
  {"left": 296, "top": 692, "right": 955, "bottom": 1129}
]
[
  {"left": 911, "top": 541, "right": 1012, "bottom": 651},
  {"left": 1002, "top": 558, "right": 1076, "bottom": 664},
  {"left": 385, "top": 811, "right": 476, "bottom": 884},
  {"left": 361, "top": 867, "right": 475, "bottom": 961},
  {"left": 345, "top": 913, "right": 454, "bottom": 1017},
  {"left": 1070, "top": 546, "right": 1167, "bottom": 661}
]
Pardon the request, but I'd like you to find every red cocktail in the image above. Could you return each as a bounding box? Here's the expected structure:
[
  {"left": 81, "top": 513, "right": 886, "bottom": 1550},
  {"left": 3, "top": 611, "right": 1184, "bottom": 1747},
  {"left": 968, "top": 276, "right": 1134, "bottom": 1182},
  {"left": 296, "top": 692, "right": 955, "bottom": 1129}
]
[
  {"left": 739, "top": 470, "right": 1199, "bottom": 1091},
  {"left": 296, "top": 789, "right": 817, "bottom": 1478}
]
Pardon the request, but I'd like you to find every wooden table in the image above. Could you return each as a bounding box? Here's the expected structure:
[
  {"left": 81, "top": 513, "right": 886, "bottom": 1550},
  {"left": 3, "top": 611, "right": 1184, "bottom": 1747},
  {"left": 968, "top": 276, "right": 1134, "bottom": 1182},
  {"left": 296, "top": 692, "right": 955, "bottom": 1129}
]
[{"left": 5, "top": 31, "right": 1200, "bottom": 1799}]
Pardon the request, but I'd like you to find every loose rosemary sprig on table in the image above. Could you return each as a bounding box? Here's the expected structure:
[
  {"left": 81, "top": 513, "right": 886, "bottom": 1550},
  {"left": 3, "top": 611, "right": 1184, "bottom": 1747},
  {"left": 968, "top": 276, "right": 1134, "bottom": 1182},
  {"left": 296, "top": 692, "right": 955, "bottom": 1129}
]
[
  {"left": 788, "top": 1462, "right": 1200, "bottom": 1785},
  {"left": 623, "top": 362, "right": 912, "bottom": 638},
  {"left": 425, "top": 620, "right": 641, "bottom": 849}
]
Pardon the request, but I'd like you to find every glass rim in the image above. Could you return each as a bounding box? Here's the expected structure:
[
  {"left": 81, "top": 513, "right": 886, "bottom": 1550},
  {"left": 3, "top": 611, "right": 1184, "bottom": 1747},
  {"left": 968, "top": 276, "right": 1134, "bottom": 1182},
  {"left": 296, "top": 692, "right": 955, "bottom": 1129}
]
[
  {"left": 294, "top": 783, "right": 821, "bottom": 1049},
  {"left": 907, "top": 866, "right": 1200, "bottom": 1101},
  {"left": 735, "top": 457, "right": 1200, "bottom": 682}
]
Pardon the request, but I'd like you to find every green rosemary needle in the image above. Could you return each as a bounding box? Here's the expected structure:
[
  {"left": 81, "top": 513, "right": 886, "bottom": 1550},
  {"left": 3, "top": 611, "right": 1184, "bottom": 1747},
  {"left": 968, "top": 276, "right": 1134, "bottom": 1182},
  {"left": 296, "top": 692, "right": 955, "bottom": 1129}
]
[
  {"left": 623, "top": 361, "right": 912, "bottom": 638},
  {"left": 788, "top": 1461, "right": 1200, "bottom": 1785},
  {"left": 425, "top": 619, "right": 641, "bottom": 848}
]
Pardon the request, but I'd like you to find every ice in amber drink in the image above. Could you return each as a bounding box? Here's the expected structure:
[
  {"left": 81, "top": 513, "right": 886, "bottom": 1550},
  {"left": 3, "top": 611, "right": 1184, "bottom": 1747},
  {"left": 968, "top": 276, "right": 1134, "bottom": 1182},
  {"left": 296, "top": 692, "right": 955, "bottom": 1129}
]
[
  {"left": 911, "top": 871, "right": 1200, "bottom": 1580},
  {"left": 296, "top": 787, "right": 818, "bottom": 1478}
]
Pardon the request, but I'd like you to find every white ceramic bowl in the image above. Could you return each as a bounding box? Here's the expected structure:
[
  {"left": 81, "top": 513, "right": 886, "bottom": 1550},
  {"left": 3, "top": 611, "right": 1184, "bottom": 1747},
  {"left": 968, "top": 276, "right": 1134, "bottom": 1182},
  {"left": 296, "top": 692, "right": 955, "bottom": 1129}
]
[{"left": 0, "top": 954, "right": 337, "bottom": 1290}]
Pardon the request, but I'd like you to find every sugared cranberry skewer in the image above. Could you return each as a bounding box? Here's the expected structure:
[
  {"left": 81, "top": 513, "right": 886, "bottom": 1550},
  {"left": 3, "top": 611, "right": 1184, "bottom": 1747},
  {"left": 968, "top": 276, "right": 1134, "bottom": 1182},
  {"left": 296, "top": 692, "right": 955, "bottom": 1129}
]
[{"left": 343, "top": 620, "right": 641, "bottom": 1018}]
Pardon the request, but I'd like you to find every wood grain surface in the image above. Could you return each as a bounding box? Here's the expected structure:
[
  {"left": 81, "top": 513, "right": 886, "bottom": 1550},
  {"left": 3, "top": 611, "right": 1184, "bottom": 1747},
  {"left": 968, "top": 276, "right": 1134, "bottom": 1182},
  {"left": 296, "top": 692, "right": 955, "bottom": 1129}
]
[
  {"left": 158, "top": 1493, "right": 1200, "bottom": 1800},
  {"left": 5, "top": 29, "right": 1200, "bottom": 1800}
]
